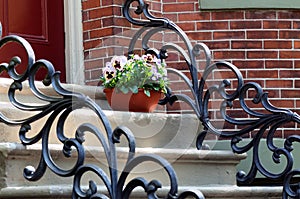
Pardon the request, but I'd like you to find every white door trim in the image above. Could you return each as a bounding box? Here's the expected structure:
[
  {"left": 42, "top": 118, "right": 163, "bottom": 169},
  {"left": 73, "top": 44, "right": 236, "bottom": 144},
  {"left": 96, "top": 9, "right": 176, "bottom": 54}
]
[{"left": 64, "top": 0, "right": 85, "bottom": 85}]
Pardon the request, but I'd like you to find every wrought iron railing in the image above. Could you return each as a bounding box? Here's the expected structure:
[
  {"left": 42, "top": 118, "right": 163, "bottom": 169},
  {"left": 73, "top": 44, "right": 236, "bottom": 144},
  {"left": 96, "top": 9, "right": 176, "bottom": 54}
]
[
  {"left": 0, "top": 2, "right": 205, "bottom": 199},
  {"left": 0, "top": 0, "right": 300, "bottom": 198},
  {"left": 123, "top": 0, "right": 300, "bottom": 198}
]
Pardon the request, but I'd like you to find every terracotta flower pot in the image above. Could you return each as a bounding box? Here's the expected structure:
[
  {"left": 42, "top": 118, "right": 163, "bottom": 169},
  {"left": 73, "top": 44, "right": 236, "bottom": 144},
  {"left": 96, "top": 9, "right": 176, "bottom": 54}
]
[{"left": 103, "top": 88, "right": 162, "bottom": 112}]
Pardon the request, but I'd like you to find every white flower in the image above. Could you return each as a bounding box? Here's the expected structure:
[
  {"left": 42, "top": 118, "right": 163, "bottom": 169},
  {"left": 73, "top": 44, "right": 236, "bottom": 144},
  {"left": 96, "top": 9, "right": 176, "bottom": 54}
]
[
  {"left": 111, "top": 56, "right": 127, "bottom": 71},
  {"left": 133, "top": 54, "right": 140, "bottom": 60},
  {"left": 103, "top": 62, "right": 116, "bottom": 81},
  {"left": 142, "top": 54, "right": 155, "bottom": 63}
]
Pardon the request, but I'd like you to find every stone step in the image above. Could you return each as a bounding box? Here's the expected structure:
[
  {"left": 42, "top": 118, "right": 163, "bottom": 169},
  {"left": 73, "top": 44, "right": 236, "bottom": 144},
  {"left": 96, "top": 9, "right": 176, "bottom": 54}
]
[
  {"left": 0, "top": 78, "right": 203, "bottom": 149},
  {"left": 0, "top": 103, "right": 202, "bottom": 149},
  {"left": 0, "top": 143, "right": 245, "bottom": 188},
  {"left": 0, "top": 78, "right": 107, "bottom": 106},
  {"left": 0, "top": 143, "right": 282, "bottom": 199},
  {"left": 0, "top": 185, "right": 283, "bottom": 199},
  {"left": 0, "top": 79, "right": 283, "bottom": 198}
]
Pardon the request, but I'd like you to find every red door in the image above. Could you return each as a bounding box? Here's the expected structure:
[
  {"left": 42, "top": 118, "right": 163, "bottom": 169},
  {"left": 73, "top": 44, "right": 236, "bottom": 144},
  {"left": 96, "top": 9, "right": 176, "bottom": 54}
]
[{"left": 0, "top": 0, "right": 66, "bottom": 82}]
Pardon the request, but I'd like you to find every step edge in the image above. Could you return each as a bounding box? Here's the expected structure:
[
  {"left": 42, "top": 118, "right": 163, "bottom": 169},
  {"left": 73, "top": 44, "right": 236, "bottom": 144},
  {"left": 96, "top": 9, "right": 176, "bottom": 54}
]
[
  {"left": 0, "top": 185, "right": 283, "bottom": 198},
  {"left": 0, "top": 143, "right": 247, "bottom": 163}
]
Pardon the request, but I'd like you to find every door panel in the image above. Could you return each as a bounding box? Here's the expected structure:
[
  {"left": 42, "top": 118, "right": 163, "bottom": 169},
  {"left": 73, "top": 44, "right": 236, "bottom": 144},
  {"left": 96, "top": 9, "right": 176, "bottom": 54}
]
[
  {"left": 0, "top": 0, "right": 66, "bottom": 82},
  {"left": 8, "top": 0, "right": 47, "bottom": 40}
]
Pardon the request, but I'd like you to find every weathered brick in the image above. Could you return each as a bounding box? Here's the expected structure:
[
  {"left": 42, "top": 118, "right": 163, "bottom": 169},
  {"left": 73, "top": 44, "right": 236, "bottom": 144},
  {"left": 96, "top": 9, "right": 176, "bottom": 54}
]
[
  {"left": 102, "top": 17, "right": 114, "bottom": 27},
  {"left": 211, "top": 11, "right": 244, "bottom": 20},
  {"left": 265, "top": 60, "right": 292, "bottom": 68},
  {"left": 91, "top": 69, "right": 102, "bottom": 80},
  {"left": 168, "top": 62, "right": 189, "bottom": 70},
  {"left": 295, "top": 60, "right": 300, "bottom": 68},
  {"left": 85, "top": 70, "right": 91, "bottom": 80},
  {"left": 82, "top": 0, "right": 100, "bottom": 10},
  {"left": 90, "top": 27, "right": 114, "bottom": 39},
  {"left": 266, "top": 80, "right": 293, "bottom": 88},
  {"left": 187, "top": 31, "right": 212, "bottom": 41},
  {"left": 280, "top": 30, "right": 300, "bottom": 39},
  {"left": 280, "top": 70, "right": 300, "bottom": 78},
  {"left": 205, "top": 41, "right": 230, "bottom": 50},
  {"left": 263, "top": 89, "right": 280, "bottom": 98},
  {"left": 263, "top": 20, "right": 292, "bottom": 29},
  {"left": 294, "top": 40, "right": 300, "bottom": 49},
  {"left": 244, "top": 79, "right": 265, "bottom": 86},
  {"left": 295, "top": 80, "right": 300, "bottom": 88},
  {"left": 232, "top": 40, "right": 262, "bottom": 49},
  {"left": 85, "top": 59, "right": 103, "bottom": 70},
  {"left": 83, "top": 32, "right": 89, "bottom": 41},
  {"left": 281, "top": 89, "right": 300, "bottom": 98},
  {"left": 293, "top": 21, "right": 300, "bottom": 29},
  {"left": 83, "top": 20, "right": 102, "bottom": 31},
  {"left": 264, "top": 40, "right": 292, "bottom": 49},
  {"left": 247, "top": 50, "right": 278, "bottom": 59},
  {"left": 89, "top": 7, "right": 114, "bottom": 19},
  {"left": 112, "top": 0, "right": 124, "bottom": 5},
  {"left": 213, "top": 31, "right": 245, "bottom": 40},
  {"left": 163, "top": 13, "right": 178, "bottom": 22},
  {"left": 148, "top": 1, "right": 162, "bottom": 12},
  {"left": 82, "top": 11, "right": 89, "bottom": 21},
  {"left": 247, "top": 70, "right": 278, "bottom": 78},
  {"left": 90, "top": 48, "right": 111, "bottom": 59},
  {"left": 213, "top": 50, "right": 245, "bottom": 60},
  {"left": 247, "top": 30, "right": 278, "bottom": 39},
  {"left": 233, "top": 60, "right": 264, "bottom": 69},
  {"left": 230, "top": 20, "right": 261, "bottom": 29},
  {"left": 280, "top": 51, "right": 300, "bottom": 59},
  {"left": 278, "top": 11, "right": 300, "bottom": 19},
  {"left": 245, "top": 11, "right": 276, "bottom": 19},
  {"left": 84, "top": 39, "right": 103, "bottom": 50},
  {"left": 197, "top": 21, "right": 229, "bottom": 31},
  {"left": 179, "top": 12, "right": 210, "bottom": 21},
  {"left": 178, "top": 22, "right": 195, "bottom": 31},
  {"left": 163, "top": 3, "right": 195, "bottom": 12}
]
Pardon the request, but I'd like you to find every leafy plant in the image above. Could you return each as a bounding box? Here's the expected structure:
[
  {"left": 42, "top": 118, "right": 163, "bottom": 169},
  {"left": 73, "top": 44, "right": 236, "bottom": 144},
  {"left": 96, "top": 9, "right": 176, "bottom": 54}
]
[{"left": 100, "top": 54, "right": 168, "bottom": 97}]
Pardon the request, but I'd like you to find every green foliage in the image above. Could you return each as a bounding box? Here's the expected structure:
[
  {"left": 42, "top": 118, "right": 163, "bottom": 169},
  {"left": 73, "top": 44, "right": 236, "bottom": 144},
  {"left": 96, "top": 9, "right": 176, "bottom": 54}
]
[{"left": 100, "top": 54, "right": 168, "bottom": 97}]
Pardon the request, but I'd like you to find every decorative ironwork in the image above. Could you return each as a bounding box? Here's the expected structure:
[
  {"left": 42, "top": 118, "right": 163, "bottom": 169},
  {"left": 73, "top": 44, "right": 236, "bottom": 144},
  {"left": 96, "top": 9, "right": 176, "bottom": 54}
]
[
  {"left": 0, "top": 2, "right": 205, "bottom": 199},
  {"left": 1, "top": 0, "right": 300, "bottom": 198},
  {"left": 123, "top": 0, "right": 300, "bottom": 198}
]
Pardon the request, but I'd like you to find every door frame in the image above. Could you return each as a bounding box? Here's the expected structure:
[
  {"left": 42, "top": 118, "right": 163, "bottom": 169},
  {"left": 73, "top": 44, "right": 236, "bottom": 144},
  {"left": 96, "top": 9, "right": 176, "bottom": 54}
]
[{"left": 64, "top": 0, "right": 84, "bottom": 85}]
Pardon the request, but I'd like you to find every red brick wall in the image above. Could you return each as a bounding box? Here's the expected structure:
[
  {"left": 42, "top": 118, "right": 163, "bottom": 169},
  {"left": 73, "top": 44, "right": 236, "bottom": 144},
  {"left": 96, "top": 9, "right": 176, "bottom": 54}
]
[
  {"left": 82, "top": 0, "right": 300, "bottom": 138},
  {"left": 82, "top": 0, "right": 162, "bottom": 85}
]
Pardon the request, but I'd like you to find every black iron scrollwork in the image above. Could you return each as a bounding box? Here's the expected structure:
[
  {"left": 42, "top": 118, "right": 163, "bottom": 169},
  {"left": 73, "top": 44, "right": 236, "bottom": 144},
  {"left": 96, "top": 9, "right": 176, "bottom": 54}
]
[
  {"left": 1, "top": 0, "right": 300, "bottom": 198},
  {"left": 0, "top": 5, "right": 204, "bottom": 199},
  {"left": 123, "top": 0, "right": 300, "bottom": 198}
]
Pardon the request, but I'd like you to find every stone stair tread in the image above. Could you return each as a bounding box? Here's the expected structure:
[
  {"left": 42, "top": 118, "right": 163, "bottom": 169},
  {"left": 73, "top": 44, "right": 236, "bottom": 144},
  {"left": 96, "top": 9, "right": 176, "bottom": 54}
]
[
  {"left": 0, "top": 143, "right": 245, "bottom": 189},
  {"left": 0, "top": 185, "right": 283, "bottom": 199}
]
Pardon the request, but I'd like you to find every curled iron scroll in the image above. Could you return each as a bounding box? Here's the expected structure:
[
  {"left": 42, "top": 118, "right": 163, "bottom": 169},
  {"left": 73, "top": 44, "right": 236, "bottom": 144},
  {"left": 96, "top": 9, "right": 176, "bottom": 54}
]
[
  {"left": 0, "top": 25, "right": 204, "bottom": 199},
  {"left": 123, "top": 0, "right": 300, "bottom": 198}
]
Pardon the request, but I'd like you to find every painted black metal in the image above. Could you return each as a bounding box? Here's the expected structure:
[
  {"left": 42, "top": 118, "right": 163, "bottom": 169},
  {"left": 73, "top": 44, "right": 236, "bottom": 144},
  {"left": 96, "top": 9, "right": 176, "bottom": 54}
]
[
  {"left": 0, "top": 0, "right": 300, "bottom": 198},
  {"left": 0, "top": 2, "right": 205, "bottom": 199},
  {"left": 122, "top": 0, "right": 300, "bottom": 198},
  {"left": 0, "top": 35, "right": 205, "bottom": 199}
]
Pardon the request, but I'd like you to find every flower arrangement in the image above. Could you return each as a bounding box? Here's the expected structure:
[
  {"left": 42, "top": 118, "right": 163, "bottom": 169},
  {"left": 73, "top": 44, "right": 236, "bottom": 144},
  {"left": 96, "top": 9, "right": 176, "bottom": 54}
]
[{"left": 100, "top": 54, "right": 168, "bottom": 97}]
